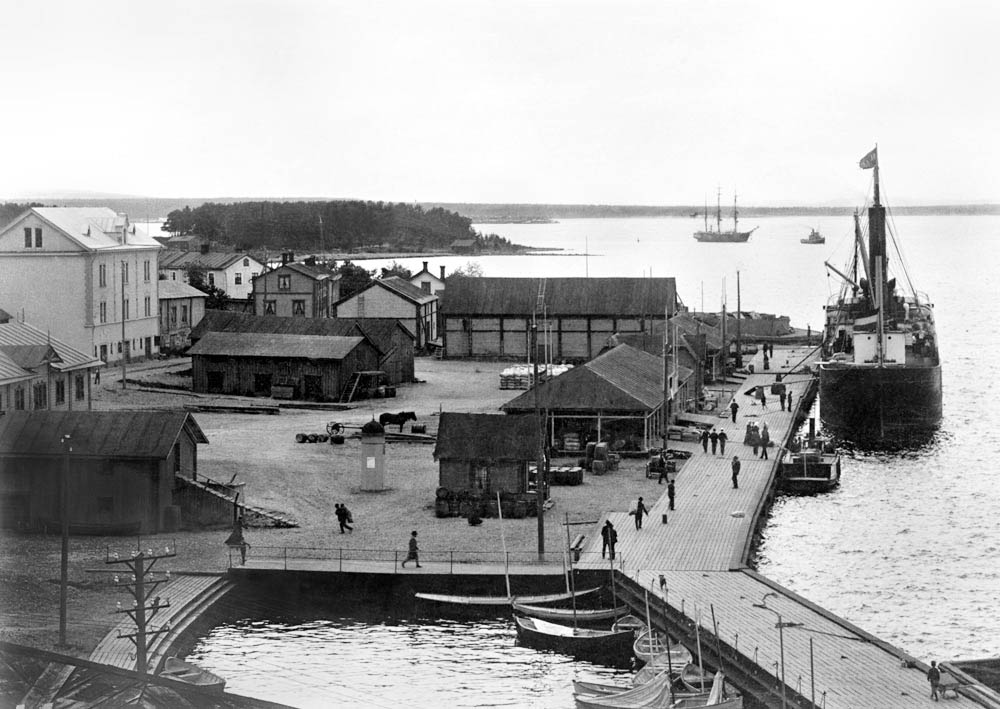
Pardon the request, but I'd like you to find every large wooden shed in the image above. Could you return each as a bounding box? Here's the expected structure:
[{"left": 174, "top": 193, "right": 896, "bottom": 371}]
[
  {"left": 433, "top": 412, "right": 538, "bottom": 497},
  {"left": 442, "top": 276, "right": 679, "bottom": 361},
  {"left": 0, "top": 411, "right": 207, "bottom": 534},
  {"left": 188, "top": 331, "right": 379, "bottom": 400}
]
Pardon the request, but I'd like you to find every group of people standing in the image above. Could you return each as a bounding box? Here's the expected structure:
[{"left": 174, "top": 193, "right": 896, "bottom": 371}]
[{"left": 744, "top": 421, "right": 771, "bottom": 459}]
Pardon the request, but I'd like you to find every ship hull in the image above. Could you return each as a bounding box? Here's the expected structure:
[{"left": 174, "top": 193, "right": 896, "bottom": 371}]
[
  {"left": 693, "top": 230, "right": 752, "bottom": 242},
  {"left": 819, "top": 363, "right": 942, "bottom": 438}
]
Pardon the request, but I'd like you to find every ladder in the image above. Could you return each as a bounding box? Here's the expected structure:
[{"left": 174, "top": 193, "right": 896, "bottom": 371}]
[{"left": 339, "top": 371, "right": 363, "bottom": 403}]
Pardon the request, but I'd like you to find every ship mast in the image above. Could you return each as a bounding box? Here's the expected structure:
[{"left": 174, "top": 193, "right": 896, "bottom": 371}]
[
  {"left": 733, "top": 192, "right": 739, "bottom": 233},
  {"left": 865, "top": 148, "right": 886, "bottom": 367},
  {"left": 715, "top": 187, "right": 722, "bottom": 233}
]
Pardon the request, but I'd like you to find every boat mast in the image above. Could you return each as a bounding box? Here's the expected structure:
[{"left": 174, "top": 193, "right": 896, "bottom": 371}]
[
  {"left": 715, "top": 187, "right": 722, "bottom": 233},
  {"left": 703, "top": 196, "right": 709, "bottom": 232},
  {"left": 866, "top": 149, "right": 886, "bottom": 367},
  {"left": 733, "top": 192, "right": 739, "bottom": 233}
]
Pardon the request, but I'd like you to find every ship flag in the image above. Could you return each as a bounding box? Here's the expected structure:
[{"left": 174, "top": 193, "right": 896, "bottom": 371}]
[{"left": 859, "top": 147, "right": 878, "bottom": 170}]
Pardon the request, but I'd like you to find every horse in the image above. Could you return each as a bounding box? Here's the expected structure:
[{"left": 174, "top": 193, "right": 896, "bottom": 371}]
[{"left": 379, "top": 411, "right": 416, "bottom": 432}]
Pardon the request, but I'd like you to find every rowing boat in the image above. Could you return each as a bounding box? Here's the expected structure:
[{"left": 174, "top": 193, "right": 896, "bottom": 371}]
[
  {"left": 512, "top": 600, "right": 628, "bottom": 623},
  {"left": 415, "top": 586, "right": 599, "bottom": 606}
]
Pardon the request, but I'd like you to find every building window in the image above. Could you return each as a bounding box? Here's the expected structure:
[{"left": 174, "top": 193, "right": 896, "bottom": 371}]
[
  {"left": 34, "top": 228, "right": 42, "bottom": 247},
  {"left": 171, "top": 272, "right": 176, "bottom": 280},
  {"left": 292, "top": 299, "right": 306, "bottom": 316},
  {"left": 243, "top": 258, "right": 250, "bottom": 267},
  {"left": 33, "top": 382, "right": 47, "bottom": 409},
  {"left": 55, "top": 378, "right": 66, "bottom": 405},
  {"left": 99, "top": 344, "right": 108, "bottom": 361},
  {"left": 99, "top": 264, "right": 107, "bottom": 287},
  {"left": 421, "top": 281, "right": 431, "bottom": 293},
  {"left": 181, "top": 304, "right": 189, "bottom": 323},
  {"left": 75, "top": 373, "right": 85, "bottom": 401},
  {"left": 99, "top": 301, "right": 107, "bottom": 323},
  {"left": 208, "top": 272, "right": 215, "bottom": 287},
  {"left": 170, "top": 306, "right": 177, "bottom": 324},
  {"left": 264, "top": 299, "right": 276, "bottom": 314},
  {"left": 278, "top": 274, "right": 291, "bottom": 290},
  {"left": 143, "top": 260, "right": 150, "bottom": 282},
  {"left": 23, "top": 228, "right": 31, "bottom": 247},
  {"left": 124, "top": 299, "right": 130, "bottom": 320},
  {"left": 144, "top": 296, "right": 151, "bottom": 317},
  {"left": 234, "top": 272, "right": 242, "bottom": 285},
  {"left": 122, "top": 262, "right": 129, "bottom": 284},
  {"left": 14, "top": 387, "right": 25, "bottom": 410}
]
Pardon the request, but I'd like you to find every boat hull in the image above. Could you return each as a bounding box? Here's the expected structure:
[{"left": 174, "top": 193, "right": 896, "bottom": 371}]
[
  {"left": 693, "top": 230, "right": 752, "bottom": 242},
  {"left": 514, "top": 616, "right": 634, "bottom": 666},
  {"left": 819, "top": 363, "right": 942, "bottom": 439}
]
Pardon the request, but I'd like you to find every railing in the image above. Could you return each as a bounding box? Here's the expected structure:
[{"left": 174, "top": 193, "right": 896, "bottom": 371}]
[{"left": 230, "top": 545, "right": 567, "bottom": 572}]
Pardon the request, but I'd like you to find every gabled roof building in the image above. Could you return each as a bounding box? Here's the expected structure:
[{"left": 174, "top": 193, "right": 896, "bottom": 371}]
[
  {"left": 335, "top": 276, "right": 439, "bottom": 349},
  {"left": 159, "top": 251, "right": 263, "bottom": 300}
]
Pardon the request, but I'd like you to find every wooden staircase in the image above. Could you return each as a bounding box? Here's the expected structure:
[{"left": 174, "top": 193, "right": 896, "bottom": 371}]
[{"left": 339, "top": 372, "right": 363, "bottom": 403}]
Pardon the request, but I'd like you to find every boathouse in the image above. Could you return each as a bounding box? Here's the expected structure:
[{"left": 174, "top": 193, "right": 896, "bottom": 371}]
[
  {"left": 0, "top": 411, "right": 207, "bottom": 534},
  {"left": 188, "top": 331, "right": 378, "bottom": 400},
  {"left": 442, "top": 276, "right": 679, "bottom": 361},
  {"left": 189, "top": 310, "right": 415, "bottom": 384},
  {"left": 501, "top": 344, "right": 690, "bottom": 453},
  {"left": 433, "top": 413, "right": 538, "bottom": 513}
]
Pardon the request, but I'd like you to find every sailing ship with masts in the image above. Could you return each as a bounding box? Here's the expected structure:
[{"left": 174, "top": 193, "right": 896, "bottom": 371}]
[
  {"left": 819, "top": 147, "right": 942, "bottom": 439},
  {"left": 693, "top": 188, "right": 756, "bottom": 242}
]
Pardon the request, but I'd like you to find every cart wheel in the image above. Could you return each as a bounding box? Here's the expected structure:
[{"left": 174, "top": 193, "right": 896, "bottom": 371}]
[{"left": 326, "top": 422, "right": 343, "bottom": 436}]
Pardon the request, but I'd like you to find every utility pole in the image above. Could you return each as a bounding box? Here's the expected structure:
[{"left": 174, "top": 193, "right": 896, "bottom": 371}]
[
  {"left": 533, "top": 321, "right": 545, "bottom": 559},
  {"left": 736, "top": 271, "right": 742, "bottom": 369},
  {"left": 106, "top": 542, "right": 176, "bottom": 674},
  {"left": 59, "top": 435, "right": 71, "bottom": 647},
  {"left": 120, "top": 261, "right": 127, "bottom": 390}
]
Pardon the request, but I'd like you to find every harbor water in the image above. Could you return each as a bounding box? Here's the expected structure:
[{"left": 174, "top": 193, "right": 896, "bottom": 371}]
[{"left": 186, "top": 214, "right": 1000, "bottom": 706}]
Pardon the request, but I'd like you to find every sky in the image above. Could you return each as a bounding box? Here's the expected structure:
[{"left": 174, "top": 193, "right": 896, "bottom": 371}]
[{"left": 2, "top": 0, "right": 998, "bottom": 206}]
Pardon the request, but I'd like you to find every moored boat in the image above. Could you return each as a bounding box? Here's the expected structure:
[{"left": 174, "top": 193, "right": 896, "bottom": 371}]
[
  {"left": 513, "top": 600, "right": 628, "bottom": 623},
  {"left": 159, "top": 657, "right": 226, "bottom": 693},
  {"left": 819, "top": 147, "right": 942, "bottom": 440},
  {"left": 573, "top": 670, "right": 673, "bottom": 709},
  {"left": 415, "top": 586, "right": 599, "bottom": 606},
  {"left": 778, "top": 418, "right": 841, "bottom": 493},
  {"left": 633, "top": 629, "right": 692, "bottom": 668},
  {"left": 514, "top": 615, "right": 635, "bottom": 665},
  {"left": 693, "top": 189, "right": 756, "bottom": 243}
]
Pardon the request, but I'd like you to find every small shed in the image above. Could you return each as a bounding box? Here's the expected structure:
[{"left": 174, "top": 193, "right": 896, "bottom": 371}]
[
  {"left": 0, "top": 411, "right": 208, "bottom": 534},
  {"left": 433, "top": 413, "right": 538, "bottom": 497},
  {"left": 188, "top": 331, "right": 378, "bottom": 400}
]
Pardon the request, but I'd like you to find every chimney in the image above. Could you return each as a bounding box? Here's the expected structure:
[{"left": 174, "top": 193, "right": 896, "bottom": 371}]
[
  {"left": 440, "top": 265, "right": 446, "bottom": 280},
  {"left": 422, "top": 261, "right": 428, "bottom": 273}
]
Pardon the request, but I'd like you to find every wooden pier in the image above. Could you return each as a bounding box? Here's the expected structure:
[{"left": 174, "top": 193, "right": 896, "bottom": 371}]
[{"left": 575, "top": 346, "right": 997, "bottom": 708}]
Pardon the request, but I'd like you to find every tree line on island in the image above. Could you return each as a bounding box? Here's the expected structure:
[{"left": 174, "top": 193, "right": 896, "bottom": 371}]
[{"left": 162, "top": 200, "right": 518, "bottom": 253}]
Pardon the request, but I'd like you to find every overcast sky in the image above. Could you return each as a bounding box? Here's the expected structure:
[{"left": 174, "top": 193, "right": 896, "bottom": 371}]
[{"left": 3, "top": 0, "right": 997, "bottom": 205}]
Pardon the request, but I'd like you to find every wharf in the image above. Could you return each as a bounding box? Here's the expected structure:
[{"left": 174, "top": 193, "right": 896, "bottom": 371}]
[{"left": 575, "top": 345, "right": 992, "bottom": 708}]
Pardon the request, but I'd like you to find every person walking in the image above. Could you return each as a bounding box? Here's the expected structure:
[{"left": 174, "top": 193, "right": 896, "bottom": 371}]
[
  {"left": 927, "top": 660, "right": 941, "bottom": 701},
  {"left": 750, "top": 423, "right": 760, "bottom": 457},
  {"left": 667, "top": 479, "right": 676, "bottom": 511},
  {"left": 633, "top": 496, "right": 650, "bottom": 530},
  {"left": 657, "top": 452, "right": 670, "bottom": 484},
  {"left": 759, "top": 390, "right": 767, "bottom": 410},
  {"left": 709, "top": 429, "right": 719, "bottom": 455},
  {"left": 600, "top": 520, "right": 618, "bottom": 560},
  {"left": 335, "top": 503, "right": 354, "bottom": 533},
  {"left": 787, "top": 390, "right": 794, "bottom": 412},
  {"left": 779, "top": 390, "right": 787, "bottom": 411},
  {"left": 401, "top": 530, "right": 422, "bottom": 568},
  {"left": 700, "top": 428, "right": 710, "bottom": 454},
  {"left": 718, "top": 429, "right": 728, "bottom": 456},
  {"left": 731, "top": 456, "right": 741, "bottom": 489},
  {"left": 760, "top": 423, "right": 770, "bottom": 460},
  {"left": 729, "top": 398, "right": 739, "bottom": 423}
]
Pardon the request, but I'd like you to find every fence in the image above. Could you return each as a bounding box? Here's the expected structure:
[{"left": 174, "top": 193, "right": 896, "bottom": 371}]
[{"left": 230, "top": 545, "right": 568, "bottom": 572}]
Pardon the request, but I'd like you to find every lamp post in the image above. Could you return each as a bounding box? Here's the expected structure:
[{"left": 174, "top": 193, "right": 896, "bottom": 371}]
[
  {"left": 59, "top": 434, "right": 71, "bottom": 647},
  {"left": 120, "top": 260, "right": 127, "bottom": 390},
  {"left": 751, "top": 592, "right": 803, "bottom": 709}
]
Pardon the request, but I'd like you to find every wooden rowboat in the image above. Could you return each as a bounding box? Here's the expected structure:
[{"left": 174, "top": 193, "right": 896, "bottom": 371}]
[
  {"left": 514, "top": 615, "right": 634, "bottom": 665},
  {"left": 512, "top": 600, "right": 628, "bottom": 623},
  {"left": 415, "top": 586, "right": 599, "bottom": 606},
  {"left": 160, "top": 657, "right": 226, "bottom": 693}
]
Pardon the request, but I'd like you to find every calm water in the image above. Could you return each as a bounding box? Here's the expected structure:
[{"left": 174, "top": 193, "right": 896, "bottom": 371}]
[{"left": 188, "top": 215, "right": 1000, "bottom": 706}]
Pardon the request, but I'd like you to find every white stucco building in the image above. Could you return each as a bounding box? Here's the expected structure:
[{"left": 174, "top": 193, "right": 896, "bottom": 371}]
[
  {"left": 0, "top": 207, "right": 162, "bottom": 364},
  {"left": 159, "top": 250, "right": 263, "bottom": 301}
]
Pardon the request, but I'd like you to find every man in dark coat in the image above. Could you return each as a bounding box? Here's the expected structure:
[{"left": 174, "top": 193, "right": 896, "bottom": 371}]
[
  {"left": 667, "top": 479, "right": 676, "bottom": 511},
  {"left": 718, "top": 429, "right": 728, "bottom": 456},
  {"left": 731, "top": 456, "right": 741, "bottom": 489},
  {"left": 709, "top": 429, "right": 719, "bottom": 455},
  {"left": 700, "top": 428, "right": 710, "bottom": 453},
  {"left": 729, "top": 398, "right": 739, "bottom": 423},
  {"left": 633, "top": 496, "right": 650, "bottom": 530},
  {"left": 760, "top": 425, "right": 770, "bottom": 460},
  {"left": 927, "top": 660, "right": 941, "bottom": 701},
  {"left": 601, "top": 520, "right": 618, "bottom": 560}
]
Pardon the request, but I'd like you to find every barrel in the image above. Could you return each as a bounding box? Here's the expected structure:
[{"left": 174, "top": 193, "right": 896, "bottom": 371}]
[
  {"left": 435, "top": 499, "right": 451, "bottom": 517},
  {"left": 458, "top": 500, "right": 474, "bottom": 517},
  {"left": 295, "top": 433, "right": 307, "bottom": 443},
  {"left": 484, "top": 500, "right": 499, "bottom": 518},
  {"left": 511, "top": 501, "right": 528, "bottom": 518},
  {"left": 435, "top": 486, "right": 451, "bottom": 500},
  {"left": 594, "top": 442, "right": 609, "bottom": 461},
  {"left": 330, "top": 434, "right": 345, "bottom": 445},
  {"left": 412, "top": 424, "right": 427, "bottom": 434},
  {"left": 317, "top": 434, "right": 329, "bottom": 443},
  {"left": 592, "top": 460, "right": 607, "bottom": 475}
]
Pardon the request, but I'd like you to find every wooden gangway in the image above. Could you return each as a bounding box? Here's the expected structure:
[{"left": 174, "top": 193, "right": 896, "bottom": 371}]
[{"left": 576, "top": 345, "right": 993, "bottom": 708}]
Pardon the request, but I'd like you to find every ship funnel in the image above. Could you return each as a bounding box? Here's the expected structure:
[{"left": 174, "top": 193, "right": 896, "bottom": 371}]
[{"left": 808, "top": 418, "right": 816, "bottom": 447}]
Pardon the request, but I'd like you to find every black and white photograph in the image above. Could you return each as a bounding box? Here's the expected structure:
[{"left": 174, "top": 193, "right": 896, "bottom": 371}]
[{"left": 1, "top": 1, "right": 998, "bottom": 707}]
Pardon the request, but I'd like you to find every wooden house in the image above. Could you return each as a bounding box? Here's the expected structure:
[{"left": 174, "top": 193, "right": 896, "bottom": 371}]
[
  {"left": 189, "top": 310, "right": 415, "bottom": 384},
  {"left": 501, "top": 343, "right": 691, "bottom": 452},
  {"left": 159, "top": 251, "right": 264, "bottom": 301},
  {"left": 188, "top": 331, "right": 378, "bottom": 400},
  {"left": 251, "top": 262, "right": 341, "bottom": 318},
  {"left": 433, "top": 412, "right": 538, "bottom": 496},
  {"left": 334, "top": 276, "right": 439, "bottom": 349},
  {"left": 0, "top": 317, "right": 103, "bottom": 412},
  {"left": 409, "top": 261, "right": 447, "bottom": 296},
  {"left": 0, "top": 411, "right": 208, "bottom": 534},
  {"left": 442, "top": 276, "right": 679, "bottom": 361},
  {"left": 157, "top": 280, "right": 207, "bottom": 353}
]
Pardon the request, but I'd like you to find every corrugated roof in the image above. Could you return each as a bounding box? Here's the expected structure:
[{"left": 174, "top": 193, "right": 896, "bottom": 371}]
[
  {"left": 189, "top": 311, "right": 413, "bottom": 351},
  {"left": 0, "top": 411, "right": 208, "bottom": 459},
  {"left": 0, "top": 320, "right": 103, "bottom": 372},
  {"left": 433, "top": 413, "right": 537, "bottom": 460},
  {"left": 502, "top": 344, "right": 665, "bottom": 413},
  {"left": 159, "top": 251, "right": 258, "bottom": 271},
  {"left": 377, "top": 276, "right": 437, "bottom": 304},
  {"left": 157, "top": 280, "right": 208, "bottom": 300},
  {"left": 443, "top": 277, "right": 676, "bottom": 316},
  {"left": 5, "top": 208, "right": 161, "bottom": 251},
  {"left": 187, "top": 331, "right": 365, "bottom": 359}
]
